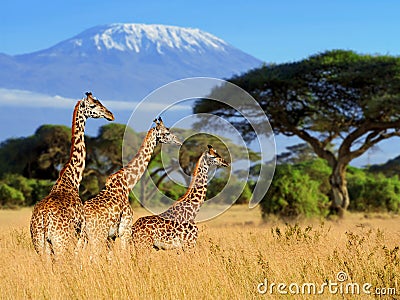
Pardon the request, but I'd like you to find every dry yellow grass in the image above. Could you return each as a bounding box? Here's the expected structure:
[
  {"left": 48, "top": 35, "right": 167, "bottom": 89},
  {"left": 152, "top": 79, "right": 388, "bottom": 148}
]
[{"left": 0, "top": 206, "right": 399, "bottom": 299}]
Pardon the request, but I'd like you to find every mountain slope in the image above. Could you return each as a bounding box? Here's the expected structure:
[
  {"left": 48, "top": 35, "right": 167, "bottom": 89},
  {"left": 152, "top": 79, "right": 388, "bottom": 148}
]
[
  {"left": 368, "top": 155, "right": 400, "bottom": 177},
  {"left": 0, "top": 23, "right": 263, "bottom": 101}
]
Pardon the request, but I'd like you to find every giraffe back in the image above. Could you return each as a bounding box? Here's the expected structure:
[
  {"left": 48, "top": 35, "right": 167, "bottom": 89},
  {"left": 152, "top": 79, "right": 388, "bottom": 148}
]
[{"left": 30, "top": 188, "right": 84, "bottom": 256}]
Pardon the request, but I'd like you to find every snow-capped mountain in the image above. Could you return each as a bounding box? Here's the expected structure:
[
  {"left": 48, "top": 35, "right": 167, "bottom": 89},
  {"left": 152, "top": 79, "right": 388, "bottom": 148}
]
[
  {"left": 56, "top": 23, "right": 229, "bottom": 54},
  {"left": 0, "top": 23, "right": 263, "bottom": 101}
]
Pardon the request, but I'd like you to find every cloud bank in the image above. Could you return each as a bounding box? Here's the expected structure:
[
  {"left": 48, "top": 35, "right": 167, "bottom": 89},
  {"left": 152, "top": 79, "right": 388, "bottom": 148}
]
[{"left": 0, "top": 88, "right": 190, "bottom": 112}]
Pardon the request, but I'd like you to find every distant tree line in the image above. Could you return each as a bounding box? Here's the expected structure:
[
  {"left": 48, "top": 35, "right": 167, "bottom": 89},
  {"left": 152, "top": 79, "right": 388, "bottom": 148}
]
[
  {"left": 0, "top": 123, "right": 254, "bottom": 208},
  {"left": 0, "top": 124, "right": 398, "bottom": 217}
]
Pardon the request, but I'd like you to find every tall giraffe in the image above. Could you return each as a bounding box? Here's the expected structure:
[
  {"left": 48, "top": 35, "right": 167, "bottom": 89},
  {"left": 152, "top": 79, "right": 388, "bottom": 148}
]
[
  {"left": 30, "top": 92, "right": 114, "bottom": 258},
  {"left": 82, "top": 117, "right": 181, "bottom": 255},
  {"left": 132, "top": 144, "right": 230, "bottom": 250}
]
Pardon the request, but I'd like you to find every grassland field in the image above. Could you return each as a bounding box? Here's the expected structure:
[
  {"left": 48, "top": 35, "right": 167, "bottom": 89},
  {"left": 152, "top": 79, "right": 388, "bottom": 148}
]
[{"left": 0, "top": 205, "right": 399, "bottom": 299}]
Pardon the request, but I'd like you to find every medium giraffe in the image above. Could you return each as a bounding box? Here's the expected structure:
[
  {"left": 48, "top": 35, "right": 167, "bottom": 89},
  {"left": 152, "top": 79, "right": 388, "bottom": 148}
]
[
  {"left": 82, "top": 117, "right": 181, "bottom": 255},
  {"left": 30, "top": 92, "right": 114, "bottom": 258},
  {"left": 132, "top": 144, "right": 230, "bottom": 250}
]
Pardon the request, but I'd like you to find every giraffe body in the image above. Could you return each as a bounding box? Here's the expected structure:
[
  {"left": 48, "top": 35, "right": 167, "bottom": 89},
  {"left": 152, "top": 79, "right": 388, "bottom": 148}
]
[
  {"left": 82, "top": 118, "right": 181, "bottom": 255},
  {"left": 82, "top": 172, "right": 133, "bottom": 253},
  {"left": 30, "top": 93, "right": 114, "bottom": 258},
  {"left": 132, "top": 145, "right": 229, "bottom": 250},
  {"left": 132, "top": 215, "right": 198, "bottom": 250}
]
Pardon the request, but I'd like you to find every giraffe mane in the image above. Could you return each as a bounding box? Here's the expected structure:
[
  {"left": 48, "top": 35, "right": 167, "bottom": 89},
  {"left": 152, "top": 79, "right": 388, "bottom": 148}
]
[
  {"left": 58, "top": 100, "right": 82, "bottom": 179},
  {"left": 175, "top": 151, "right": 207, "bottom": 202},
  {"left": 118, "top": 127, "right": 157, "bottom": 179},
  {"left": 137, "top": 127, "right": 156, "bottom": 155}
]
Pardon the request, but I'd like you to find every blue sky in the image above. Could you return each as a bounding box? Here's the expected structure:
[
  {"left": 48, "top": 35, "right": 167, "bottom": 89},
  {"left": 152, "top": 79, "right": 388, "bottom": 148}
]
[
  {"left": 1, "top": 0, "right": 399, "bottom": 63},
  {"left": 1, "top": 0, "right": 400, "bottom": 166}
]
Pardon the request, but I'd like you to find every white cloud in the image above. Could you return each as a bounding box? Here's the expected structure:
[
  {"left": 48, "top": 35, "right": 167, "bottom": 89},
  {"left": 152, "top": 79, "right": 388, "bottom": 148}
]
[
  {"left": 104, "top": 100, "right": 190, "bottom": 112},
  {"left": 0, "top": 88, "right": 76, "bottom": 108},
  {"left": 0, "top": 88, "right": 191, "bottom": 112}
]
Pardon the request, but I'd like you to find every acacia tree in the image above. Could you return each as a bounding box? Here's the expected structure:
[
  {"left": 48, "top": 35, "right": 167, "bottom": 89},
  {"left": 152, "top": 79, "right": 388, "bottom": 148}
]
[{"left": 194, "top": 50, "right": 400, "bottom": 215}]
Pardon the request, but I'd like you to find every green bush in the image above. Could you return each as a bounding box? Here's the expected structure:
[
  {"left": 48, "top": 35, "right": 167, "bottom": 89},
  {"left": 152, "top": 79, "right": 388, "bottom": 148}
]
[
  {"left": 294, "top": 159, "right": 331, "bottom": 195},
  {"left": 0, "top": 173, "right": 52, "bottom": 206},
  {"left": 348, "top": 171, "right": 400, "bottom": 212},
  {"left": 0, "top": 183, "right": 25, "bottom": 208},
  {"left": 261, "top": 164, "right": 329, "bottom": 219}
]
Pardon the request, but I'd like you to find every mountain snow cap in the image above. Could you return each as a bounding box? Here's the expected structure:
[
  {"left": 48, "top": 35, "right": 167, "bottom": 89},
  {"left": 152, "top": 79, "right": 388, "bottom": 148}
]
[{"left": 71, "top": 23, "right": 229, "bottom": 54}]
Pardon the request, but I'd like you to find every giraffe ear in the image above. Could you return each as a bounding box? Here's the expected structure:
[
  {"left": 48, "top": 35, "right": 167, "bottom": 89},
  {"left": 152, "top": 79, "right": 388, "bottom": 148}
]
[{"left": 207, "top": 144, "right": 217, "bottom": 155}]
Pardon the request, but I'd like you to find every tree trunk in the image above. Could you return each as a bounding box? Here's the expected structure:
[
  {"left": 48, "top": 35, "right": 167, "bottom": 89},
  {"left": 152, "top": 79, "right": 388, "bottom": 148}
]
[{"left": 328, "top": 162, "right": 350, "bottom": 217}]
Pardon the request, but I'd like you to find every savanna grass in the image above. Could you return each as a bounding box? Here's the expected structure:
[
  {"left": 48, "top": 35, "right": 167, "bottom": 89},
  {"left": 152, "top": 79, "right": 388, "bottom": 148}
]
[{"left": 0, "top": 207, "right": 398, "bottom": 299}]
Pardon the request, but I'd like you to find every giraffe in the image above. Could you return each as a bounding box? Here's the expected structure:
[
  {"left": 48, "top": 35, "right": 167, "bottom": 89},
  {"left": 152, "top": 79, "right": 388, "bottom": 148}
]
[
  {"left": 30, "top": 92, "right": 114, "bottom": 258},
  {"left": 132, "top": 144, "right": 230, "bottom": 251},
  {"left": 82, "top": 117, "right": 181, "bottom": 255}
]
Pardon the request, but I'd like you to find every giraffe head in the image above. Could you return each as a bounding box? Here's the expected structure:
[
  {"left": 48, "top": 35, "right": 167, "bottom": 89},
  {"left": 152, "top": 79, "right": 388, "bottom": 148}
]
[
  {"left": 81, "top": 92, "right": 115, "bottom": 121},
  {"left": 153, "top": 117, "right": 182, "bottom": 145},
  {"left": 205, "top": 145, "right": 230, "bottom": 167}
]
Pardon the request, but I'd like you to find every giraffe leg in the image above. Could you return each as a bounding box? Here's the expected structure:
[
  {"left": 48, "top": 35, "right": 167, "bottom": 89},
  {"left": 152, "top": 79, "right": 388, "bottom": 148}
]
[
  {"left": 75, "top": 231, "right": 87, "bottom": 255},
  {"left": 119, "top": 206, "right": 134, "bottom": 251},
  {"left": 30, "top": 214, "right": 45, "bottom": 255},
  {"left": 87, "top": 229, "right": 109, "bottom": 261},
  {"left": 74, "top": 213, "right": 85, "bottom": 256},
  {"left": 49, "top": 218, "right": 79, "bottom": 260}
]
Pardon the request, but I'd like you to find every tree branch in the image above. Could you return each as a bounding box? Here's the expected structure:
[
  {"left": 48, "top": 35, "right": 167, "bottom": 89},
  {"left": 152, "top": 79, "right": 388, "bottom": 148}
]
[
  {"left": 321, "top": 131, "right": 340, "bottom": 148},
  {"left": 339, "top": 120, "right": 400, "bottom": 160},
  {"left": 347, "top": 130, "right": 400, "bottom": 161},
  {"left": 291, "top": 128, "right": 337, "bottom": 167}
]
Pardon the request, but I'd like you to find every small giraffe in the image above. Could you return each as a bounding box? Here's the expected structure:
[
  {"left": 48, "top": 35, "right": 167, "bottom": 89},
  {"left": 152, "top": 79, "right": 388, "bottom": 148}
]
[
  {"left": 30, "top": 92, "right": 114, "bottom": 258},
  {"left": 132, "top": 145, "right": 230, "bottom": 250},
  {"left": 82, "top": 117, "right": 181, "bottom": 255},
  {"left": 132, "top": 216, "right": 198, "bottom": 251},
  {"left": 159, "top": 144, "right": 230, "bottom": 223}
]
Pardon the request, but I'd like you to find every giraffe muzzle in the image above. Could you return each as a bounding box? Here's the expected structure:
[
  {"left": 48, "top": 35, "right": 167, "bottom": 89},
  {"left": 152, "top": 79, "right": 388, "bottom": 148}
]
[{"left": 105, "top": 111, "right": 115, "bottom": 121}]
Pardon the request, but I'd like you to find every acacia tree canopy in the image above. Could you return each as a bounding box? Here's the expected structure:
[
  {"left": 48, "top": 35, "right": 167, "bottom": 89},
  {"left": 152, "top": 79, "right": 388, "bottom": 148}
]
[{"left": 194, "top": 50, "right": 400, "bottom": 214}]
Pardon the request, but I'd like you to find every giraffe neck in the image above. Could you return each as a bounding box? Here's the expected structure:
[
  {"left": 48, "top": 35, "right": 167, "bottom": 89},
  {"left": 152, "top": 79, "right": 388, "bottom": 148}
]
[
  {"left": 54, "top": 100, "right": 87, "bottom": 191},
  {"left": 162, "top": 152, "right": 209, "bottom": 223},
  {"left": 119, "top": 128, "right": 158, "bottom": 191}
]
